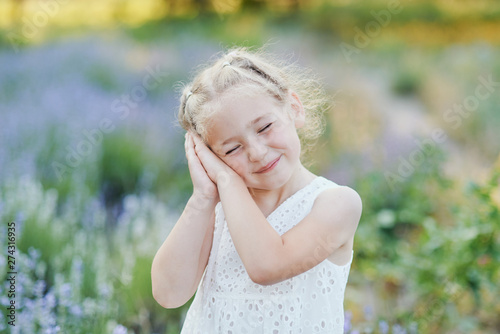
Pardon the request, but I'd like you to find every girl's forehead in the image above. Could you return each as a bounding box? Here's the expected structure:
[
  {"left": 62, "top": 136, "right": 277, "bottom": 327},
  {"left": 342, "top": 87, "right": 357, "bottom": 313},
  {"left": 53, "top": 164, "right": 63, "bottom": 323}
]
[
  {"left": 212, "top": 93, "right": 285, "bottom": 125},
  {"left": 205, "top": 93, "right": 289, "bottom": 144},
  {"left": 217, "top": 84, "right": 285, "bottom": 108}
]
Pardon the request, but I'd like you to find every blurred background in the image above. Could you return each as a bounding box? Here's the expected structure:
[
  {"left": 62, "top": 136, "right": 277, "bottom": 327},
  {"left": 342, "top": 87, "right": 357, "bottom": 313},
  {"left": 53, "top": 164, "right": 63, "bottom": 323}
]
[{"left": 0, "top": 0, "right": 499, "bottom": 333}]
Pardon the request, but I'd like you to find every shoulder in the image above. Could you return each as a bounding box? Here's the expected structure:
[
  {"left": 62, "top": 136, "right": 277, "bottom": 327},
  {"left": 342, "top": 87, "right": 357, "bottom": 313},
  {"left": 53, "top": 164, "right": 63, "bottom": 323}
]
[
  {"left": 310, "top": 183, "right": 362, "bottom": 232},
  {"left": 317, "top": 184, "right": 362, "bottom": 211}
]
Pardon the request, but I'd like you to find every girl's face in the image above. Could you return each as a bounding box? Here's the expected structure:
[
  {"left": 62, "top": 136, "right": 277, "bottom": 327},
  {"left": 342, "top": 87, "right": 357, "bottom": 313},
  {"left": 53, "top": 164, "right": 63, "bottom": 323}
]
[{"left": 205, "top": 89, "right": 305, "bottom": 190}]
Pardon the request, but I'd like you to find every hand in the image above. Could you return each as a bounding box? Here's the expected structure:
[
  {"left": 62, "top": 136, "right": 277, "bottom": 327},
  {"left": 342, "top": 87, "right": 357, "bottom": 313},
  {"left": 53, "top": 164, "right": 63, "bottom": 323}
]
[
  {"left": 184, "top": 132, "right": 219, "bottom": 200},
  {"left": 189, "top": 132, "right": 239, "bottom": 188}
]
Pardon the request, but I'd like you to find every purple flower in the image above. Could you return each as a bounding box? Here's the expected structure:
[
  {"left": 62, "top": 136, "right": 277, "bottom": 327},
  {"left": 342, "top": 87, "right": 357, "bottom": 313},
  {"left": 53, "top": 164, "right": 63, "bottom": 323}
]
[
  {"left": 393, "top": 324, "right": 407, "bottom": 334},
  {"left": 379, "top": 320, "right": 389, "bottom": 334},
  {"left": 16, "top": 211, "right": 26, "bottom": 224},
  {"left": 34, "top": 280, "right": 46, "bottom": 298},
  {"left": 70, "top": 304, "right": 83, "bottom": 317},
  {"left": 363, "top": 305, "right": 374, "bottom": 320},
  {"left": 45, "top": 325, "right": 61, "bottom": 334},
  {"left": 344, "top": 310, "right": 352, "bottom": 332},
  {"left": 44, "top": 291, "right": 57, "bottom": 309},
  {"left": 60, "top": 283, "right": 72, "bottom": 298},
  {"left": 112, "top": 324, "right": 128, "bottom": 334},
  {"left": 59, "top": 283, "right": 73, "bottom": 307},
  {"left": 28, "top": 247, "right": 41, "bottom": 261}
]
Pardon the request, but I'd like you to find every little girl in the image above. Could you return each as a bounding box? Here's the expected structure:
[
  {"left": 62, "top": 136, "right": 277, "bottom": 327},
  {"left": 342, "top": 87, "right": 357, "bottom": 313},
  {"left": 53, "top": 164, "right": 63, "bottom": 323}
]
[{"left": 151, "top": 47, "right": 362, "bottom": 334}]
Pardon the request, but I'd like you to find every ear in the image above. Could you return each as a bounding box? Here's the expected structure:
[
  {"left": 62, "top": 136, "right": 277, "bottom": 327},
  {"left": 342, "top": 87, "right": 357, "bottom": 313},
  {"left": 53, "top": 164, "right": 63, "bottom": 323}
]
[{"left": 289, "top": 91, "right": 305, "bottom": 129}]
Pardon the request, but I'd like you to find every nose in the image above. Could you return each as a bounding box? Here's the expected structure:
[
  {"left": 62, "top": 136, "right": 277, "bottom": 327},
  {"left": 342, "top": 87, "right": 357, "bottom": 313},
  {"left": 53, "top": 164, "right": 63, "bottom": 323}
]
[{"left": 247, "top": 139, "right": 268, "bottom": 162}]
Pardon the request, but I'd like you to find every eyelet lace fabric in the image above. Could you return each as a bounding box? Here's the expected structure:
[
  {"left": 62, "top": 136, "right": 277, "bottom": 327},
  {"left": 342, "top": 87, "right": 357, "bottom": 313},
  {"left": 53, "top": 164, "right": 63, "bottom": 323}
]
[{"left": 180, "top": 176, "right": 353, "bottom": 334}]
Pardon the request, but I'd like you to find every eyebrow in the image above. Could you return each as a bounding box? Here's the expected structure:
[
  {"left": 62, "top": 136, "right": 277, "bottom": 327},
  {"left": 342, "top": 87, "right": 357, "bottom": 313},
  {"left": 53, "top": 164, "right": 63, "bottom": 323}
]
[{"left": 220, "top": 114, "right": 272, "bottom": 146}]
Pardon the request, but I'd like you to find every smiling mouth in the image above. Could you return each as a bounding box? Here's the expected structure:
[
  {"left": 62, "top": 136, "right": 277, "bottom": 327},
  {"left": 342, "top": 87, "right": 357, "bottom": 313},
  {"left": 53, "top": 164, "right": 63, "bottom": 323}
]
[{"left": 256, "top": 156, "right": 281, "bottom": 173}]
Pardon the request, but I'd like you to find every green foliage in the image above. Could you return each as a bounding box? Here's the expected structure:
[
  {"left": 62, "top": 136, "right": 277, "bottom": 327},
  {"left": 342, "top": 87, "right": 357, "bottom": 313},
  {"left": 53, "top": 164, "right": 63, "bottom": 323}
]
[
  {"left": 391, "top": 70, "right": 422, "bottom": 96},
  {"left": 351, "top": 147, "right": 500, "bottom": 332},
  {"left": 99, "top": 130, "right": 147, "bottom": 205},
  {"left": 354, "top": 147, "right": 449, "bottom": 270},
  {"left": 402, "top": 169, "right": 500, "bottom": 331}
]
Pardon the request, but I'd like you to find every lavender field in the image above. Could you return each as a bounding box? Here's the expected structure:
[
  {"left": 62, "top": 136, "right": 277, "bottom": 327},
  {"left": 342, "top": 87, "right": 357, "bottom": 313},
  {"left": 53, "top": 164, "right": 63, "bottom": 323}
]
[{"left": 1, "top": 1, "right": 500, "bottom": 333}]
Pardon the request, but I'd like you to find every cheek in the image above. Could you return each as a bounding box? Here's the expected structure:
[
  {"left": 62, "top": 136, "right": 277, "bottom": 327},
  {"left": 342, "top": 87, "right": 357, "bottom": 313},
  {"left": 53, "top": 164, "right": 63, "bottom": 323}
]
[
  {"left": 274, "top": 129, "right": 301, "bottom": 160},
  {"left": 270, "top": 126, "right": 298, "bottom": 149},
  {"left": 223, "top": 156, "right": 247, "bottom": 175}
]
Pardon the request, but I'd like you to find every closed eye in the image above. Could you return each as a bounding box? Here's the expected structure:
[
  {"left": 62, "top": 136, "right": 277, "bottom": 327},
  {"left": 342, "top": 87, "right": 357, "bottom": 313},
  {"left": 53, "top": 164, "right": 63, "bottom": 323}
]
[
  {"left": 225, "top": 146, "right": 240, "bottom": 155},
  {"left": 258, "top": 123, "right": 272, "bottom": 133}
]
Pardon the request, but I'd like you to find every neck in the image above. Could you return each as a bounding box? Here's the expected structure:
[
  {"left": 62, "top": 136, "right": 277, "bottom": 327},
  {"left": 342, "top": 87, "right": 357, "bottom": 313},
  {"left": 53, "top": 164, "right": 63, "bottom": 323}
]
[{"left": 248, "top": 164, "right": 316, "bottom": 216}]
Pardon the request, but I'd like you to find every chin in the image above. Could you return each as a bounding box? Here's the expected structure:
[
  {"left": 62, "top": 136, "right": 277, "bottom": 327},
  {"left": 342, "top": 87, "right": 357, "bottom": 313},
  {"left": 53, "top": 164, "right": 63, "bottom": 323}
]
[{"left": 253, "top": 173, "right": 293, "bottom": 190}]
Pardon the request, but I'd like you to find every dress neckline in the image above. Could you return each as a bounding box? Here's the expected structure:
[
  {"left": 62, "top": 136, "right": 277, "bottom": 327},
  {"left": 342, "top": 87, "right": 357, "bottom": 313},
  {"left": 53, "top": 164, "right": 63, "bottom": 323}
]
[{"left": 265, "top": 176, "right": 322, "bottom": 220}]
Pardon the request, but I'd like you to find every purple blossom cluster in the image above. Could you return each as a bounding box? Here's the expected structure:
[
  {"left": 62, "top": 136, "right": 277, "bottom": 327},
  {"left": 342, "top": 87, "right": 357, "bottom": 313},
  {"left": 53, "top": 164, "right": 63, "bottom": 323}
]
[
  {"left": 0, "top": 174, "right": 178, "bottom": 331},
  {"left": 0, "top": 33, "right": 201, "bottom": 184}
]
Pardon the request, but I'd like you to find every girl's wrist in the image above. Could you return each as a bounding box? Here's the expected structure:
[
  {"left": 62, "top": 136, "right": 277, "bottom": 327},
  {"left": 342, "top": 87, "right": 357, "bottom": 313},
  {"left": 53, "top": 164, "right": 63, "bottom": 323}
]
[
  {"left": 216, "top": 169, "right": 243, "bottom": 192},
  {"left": 191, "top": 190, "right": 219, "bottom": 207}
]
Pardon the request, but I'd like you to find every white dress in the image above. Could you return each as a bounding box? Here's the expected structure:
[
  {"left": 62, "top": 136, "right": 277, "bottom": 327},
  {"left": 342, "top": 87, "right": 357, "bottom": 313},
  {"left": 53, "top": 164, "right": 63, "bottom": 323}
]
[{"left": 180, "top": 176, "right": 353, "bottom": 334}]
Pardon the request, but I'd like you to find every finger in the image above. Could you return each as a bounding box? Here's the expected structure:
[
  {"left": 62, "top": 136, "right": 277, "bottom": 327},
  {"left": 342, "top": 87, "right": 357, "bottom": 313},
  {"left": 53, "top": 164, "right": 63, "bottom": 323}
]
[
  {"left": 193, "top": 139, "right": 211, "bottom": 162},
  {"left": 191, "top": 134, "right": 213, "bottom": 159},
  {"left": 190, "top": 131, "right": 205, "bottom": 147},
  {"left": 188, "top": 132, "right": 197, "bottom": 149},
  {"left": 185, "top": 132, "right": 194, "bottom": 148},
  {"left": 185, "top": 133, "right": 191, "bottom": 155},
  {"left": 190, "top": 133, "right": 202, "bottom": 156},
  {"left": 185, "top": 132, "right": 196, "bottom": 150},
  {"left": 191, "top": 135, "right": 204, "bottom": 154},
  {"left": 185, "top": 134, "right": 200, "bottom": 163}
]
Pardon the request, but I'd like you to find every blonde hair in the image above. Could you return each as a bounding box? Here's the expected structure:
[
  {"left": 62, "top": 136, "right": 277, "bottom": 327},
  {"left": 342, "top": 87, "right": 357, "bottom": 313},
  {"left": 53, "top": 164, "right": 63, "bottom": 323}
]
[{"left": 177, "top": 46, "right": 329, "bottom": 160}]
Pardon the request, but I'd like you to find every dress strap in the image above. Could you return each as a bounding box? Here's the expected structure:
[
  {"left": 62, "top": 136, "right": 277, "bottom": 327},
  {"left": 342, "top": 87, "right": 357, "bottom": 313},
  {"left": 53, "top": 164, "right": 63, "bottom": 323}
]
[
  {"left": 312, "top": 176, "right": 341, "bottom": 193},
  {"left": 296, "top": 176, "right": 342, "bottom": 216}
]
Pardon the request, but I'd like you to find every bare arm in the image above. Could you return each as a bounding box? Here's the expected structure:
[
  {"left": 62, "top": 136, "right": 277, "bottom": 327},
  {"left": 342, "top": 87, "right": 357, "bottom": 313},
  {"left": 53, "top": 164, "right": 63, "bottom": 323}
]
[
  {"left": 152, "top": 133, "right": 220, "bottom": 308},
  {"left": 151, "top": 194, "right": 217, "bottom": 309},
  {"left": 218, "top": 177, "right": 361, "bottom": 285}
]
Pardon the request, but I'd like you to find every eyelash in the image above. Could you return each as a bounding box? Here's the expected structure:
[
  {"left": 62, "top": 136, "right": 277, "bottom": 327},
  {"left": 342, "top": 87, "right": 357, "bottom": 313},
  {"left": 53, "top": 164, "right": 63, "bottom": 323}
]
[
  {"left": 225, "top": 123, "right": 273, "bottom": 155},
  {"left": 225, "top": 146, "right": 239, "bottom": 155},
  {"left": 258, "top": 123, "right": 272, "bottom": 133}
]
